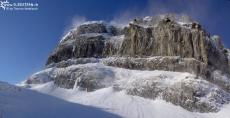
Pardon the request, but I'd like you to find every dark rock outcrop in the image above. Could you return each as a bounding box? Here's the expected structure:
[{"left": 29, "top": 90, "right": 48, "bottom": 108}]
[
  {"left": 103, "top": 57, "right": 206, "bottom": 76},
  {"left": 47, "top": 35, "right": 106, "bottom": 64},
  {"left": 76, "top": 23, "right": 108, "bottom": 35},
  {"left": 117, "top": 76, "right": 230, "bottom": 112},
  {"left": 46, "top": 22, "right": 123, "bottom": 65}
]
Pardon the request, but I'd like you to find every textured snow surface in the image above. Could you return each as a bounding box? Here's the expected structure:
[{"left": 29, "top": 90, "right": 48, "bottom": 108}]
[
  {"left": 20, "top": 63, "right": 230, "bottom": 118},
  {"left": 0, "top": 81, "right": 121, "bottom": 118},
  {"left": 30, "top": 82, "right": 230, "bottom": 118},
  {"left": 2, "top": 63, "right": 230, "bottom": 118}
]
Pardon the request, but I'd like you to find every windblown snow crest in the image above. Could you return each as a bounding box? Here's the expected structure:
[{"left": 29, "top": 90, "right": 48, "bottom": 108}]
[{"left": 23, "top": 14, "right": 230, "bottom": 116}]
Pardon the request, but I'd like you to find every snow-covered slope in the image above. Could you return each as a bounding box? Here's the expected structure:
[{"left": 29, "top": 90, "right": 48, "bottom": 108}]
[
  {"left": 3, "top": 78, "right": 229, "bottom": 118},
  {"left": 24, "top": 63, "right": 230, "bottom": 111},
  {"left": 28, "top": 82, "right": 230, "bottom": 118},
  {"left": 0, "top": 81, "right": 121, "bottom": 118},
  {"left": 18, "top": 62, "right": 230, "bottom": 118}
]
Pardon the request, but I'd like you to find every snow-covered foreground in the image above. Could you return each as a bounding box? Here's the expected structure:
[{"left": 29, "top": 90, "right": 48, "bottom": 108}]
[
  {"left": 0, "top": 81, "right": 121, "bottom": 118},
  {"left": 29, "top": 82, "right": 230, "bottom": 118},
  {"left": 2, "top": 63, "right": 230, "bottom": 118}
]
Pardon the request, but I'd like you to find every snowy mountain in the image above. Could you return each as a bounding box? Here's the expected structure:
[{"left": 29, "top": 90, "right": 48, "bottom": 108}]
[{"left": 3, "top": 14, "right": 230, "bottom": 118}]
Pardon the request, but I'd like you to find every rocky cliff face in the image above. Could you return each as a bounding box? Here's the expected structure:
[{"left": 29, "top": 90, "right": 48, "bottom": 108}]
[
  {"left": 25, "top": 14, "right": 230, "bottom": 113},
  {"left": 47, "top": 15, "right": 229, "bottom": 76},
  {"left": 46, "top": 21, "right": 123, "bottom": 65},
  {"left": 120, "top": 16, "right": 229, "bottom": 74}
]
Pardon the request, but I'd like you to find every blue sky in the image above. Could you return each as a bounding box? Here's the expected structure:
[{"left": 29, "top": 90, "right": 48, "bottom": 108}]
[{"left": 0, "top": 0, "right": 230, "bottom": 84}]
